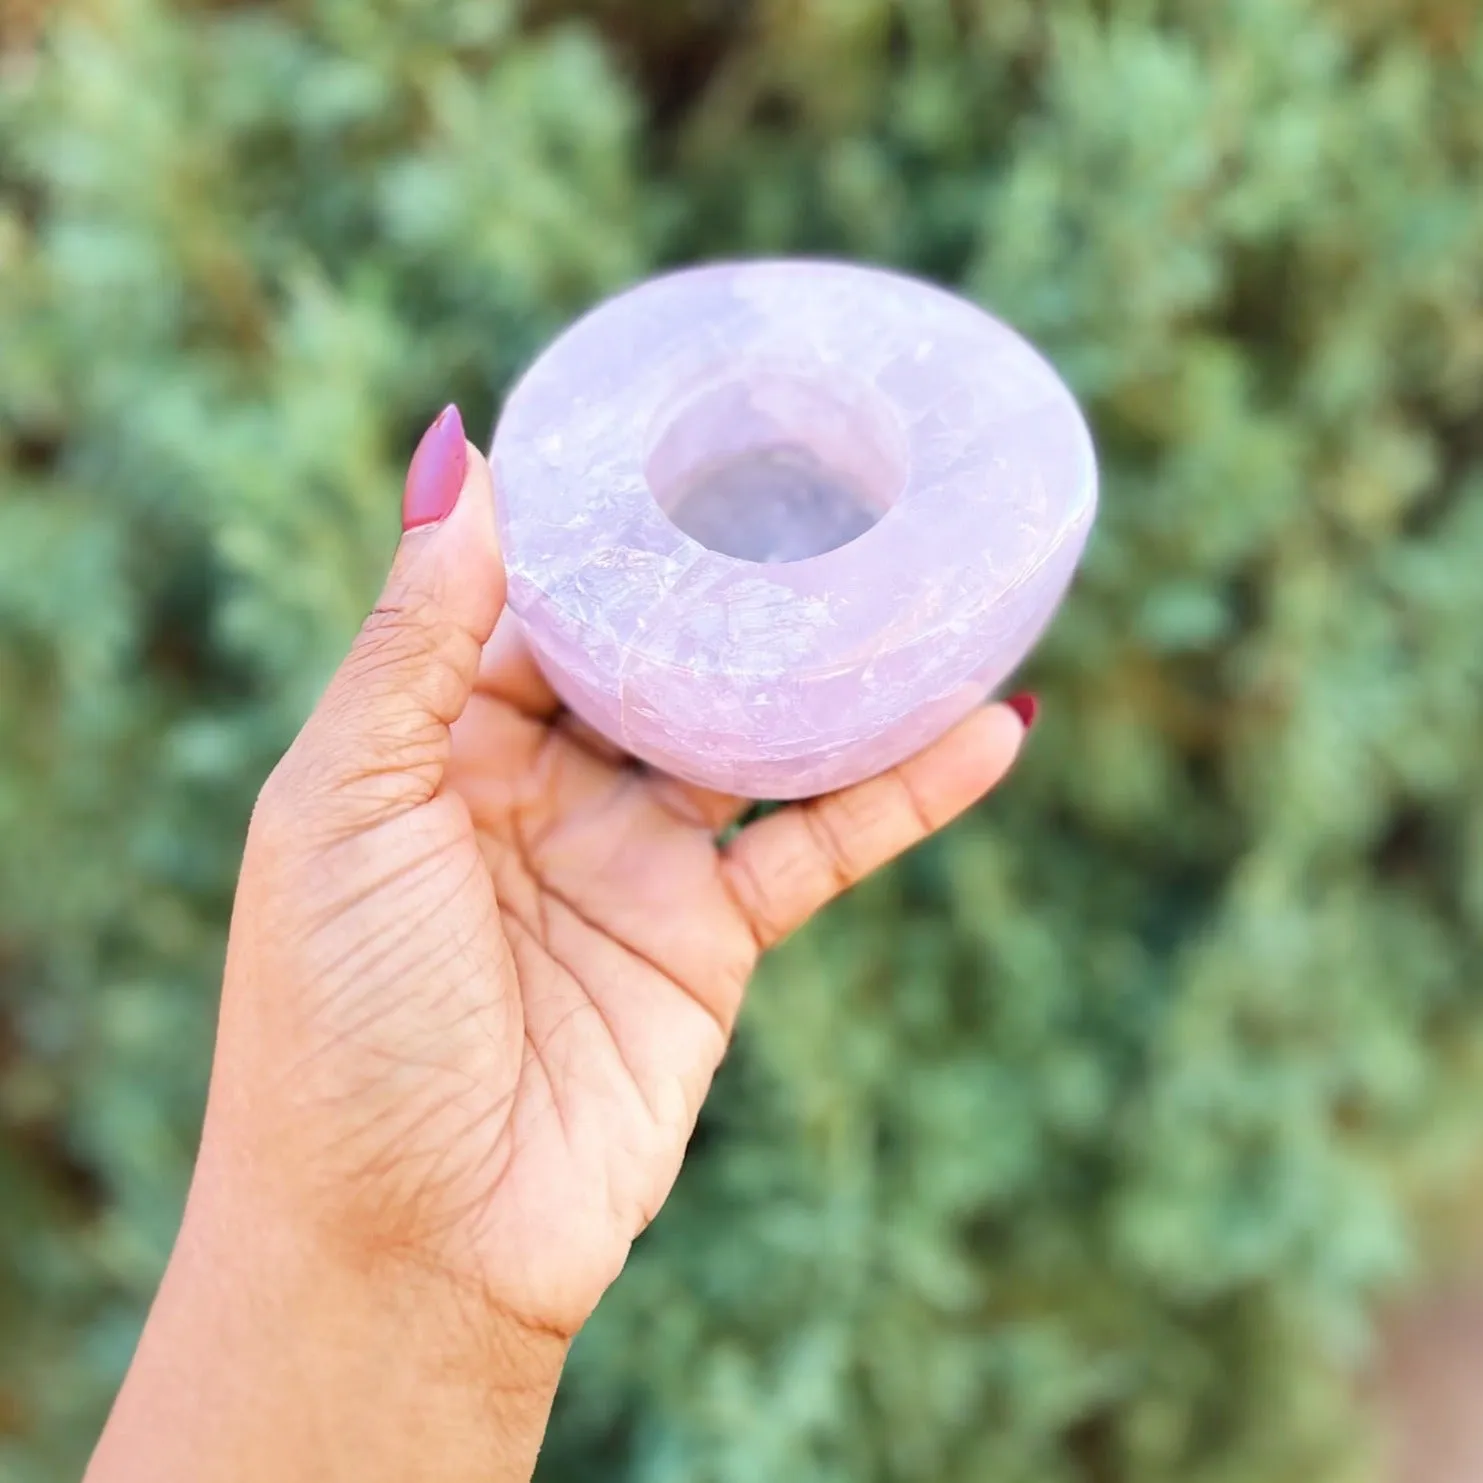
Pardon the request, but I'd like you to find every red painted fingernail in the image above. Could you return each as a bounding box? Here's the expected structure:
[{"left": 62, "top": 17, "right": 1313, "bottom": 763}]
[
  {"left": 402, "top": 404, "right": 467, "bottom": 530},
  {"left": 1005, "top": 692, "right": 1039, "bottom": 731}
]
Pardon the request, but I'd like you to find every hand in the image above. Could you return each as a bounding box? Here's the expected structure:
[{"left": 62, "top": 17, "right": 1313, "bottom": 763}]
[{"left": 88, "top": 405, "right": 1030, "bottom": 1483}]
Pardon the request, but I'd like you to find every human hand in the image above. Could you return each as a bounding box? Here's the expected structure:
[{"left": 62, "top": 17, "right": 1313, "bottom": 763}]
[{"left": 88, "top": 405, "right": 1030, "bottom": 1483}]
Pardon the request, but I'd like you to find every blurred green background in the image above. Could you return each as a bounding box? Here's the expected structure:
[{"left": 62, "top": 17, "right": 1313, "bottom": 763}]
[{"left": 3, "top": 1, "right": 1483, "bottom": 1479}]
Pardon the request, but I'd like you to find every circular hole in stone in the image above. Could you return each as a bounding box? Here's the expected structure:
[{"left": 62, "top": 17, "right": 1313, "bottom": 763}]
[{"left": 645, "top": 369, "right": 909, "bottom": 564}]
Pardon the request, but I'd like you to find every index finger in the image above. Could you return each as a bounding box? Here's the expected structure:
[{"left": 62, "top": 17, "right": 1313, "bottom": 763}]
[{"left": 473, "top": 609, "right": 561, "bottom": 718}]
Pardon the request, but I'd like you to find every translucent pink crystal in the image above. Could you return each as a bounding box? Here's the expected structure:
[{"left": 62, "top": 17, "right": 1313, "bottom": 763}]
[{"left": 490, "top": 260, "right": 1097, "bottom": 800}]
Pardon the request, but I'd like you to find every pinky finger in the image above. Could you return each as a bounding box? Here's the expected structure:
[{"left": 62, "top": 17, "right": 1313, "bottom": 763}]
[{"left": 719, "top": 702, "right": 1029, "bottom": 952}]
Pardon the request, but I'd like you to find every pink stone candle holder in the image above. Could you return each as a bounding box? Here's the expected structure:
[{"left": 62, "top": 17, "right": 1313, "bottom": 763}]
[{"left": 489, "top": 260, "right": 1096, "bottom": 800}]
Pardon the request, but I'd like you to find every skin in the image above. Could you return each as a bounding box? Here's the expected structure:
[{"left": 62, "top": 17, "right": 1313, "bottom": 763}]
[{"left": 85, "top": 439, "right": 1027, "bottom": 1483}]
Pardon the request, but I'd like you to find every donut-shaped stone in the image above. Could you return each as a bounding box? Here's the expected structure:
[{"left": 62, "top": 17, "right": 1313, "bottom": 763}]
[{"left": 490, "top": 260, "right": 1097, "bottom": 800}]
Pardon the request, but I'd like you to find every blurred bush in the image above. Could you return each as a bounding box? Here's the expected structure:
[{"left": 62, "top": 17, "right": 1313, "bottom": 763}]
[{"left": 3, "top": 1, "right": 1483, "bottom": 1480}]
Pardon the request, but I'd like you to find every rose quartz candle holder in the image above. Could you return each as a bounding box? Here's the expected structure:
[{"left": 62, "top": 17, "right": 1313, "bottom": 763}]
[{"left": 490, "top": 260, "right": 1096, "bottom": 800}]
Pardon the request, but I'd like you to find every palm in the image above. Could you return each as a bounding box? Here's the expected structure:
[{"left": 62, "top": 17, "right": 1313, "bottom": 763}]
[
  {"left": 428, "top": 622, "right": 1019, "bottom": 1331},
  {"left": 443, "top": 656, "right": 760, "bottom": 1330}
]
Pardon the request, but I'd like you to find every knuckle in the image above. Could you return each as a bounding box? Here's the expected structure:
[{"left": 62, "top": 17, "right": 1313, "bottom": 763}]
[
  {"left": 802, "top": 802, "right": 858, "bottom": 889},
  {"left": 354, "top": 596, "right": 445, "bottom": 674},
  {"left": 888, "top": 767, "right": 939, "bottom": 836},
  {"left": 727, "top": 849, "right": 787, "bottom": 952},
  {"left": 348, "top": 599, "right": 475, "bottom": 726}
]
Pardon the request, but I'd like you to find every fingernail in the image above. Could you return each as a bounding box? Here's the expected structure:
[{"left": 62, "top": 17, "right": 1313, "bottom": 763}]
[
  {"left": 402, "top": 404, "right": 468, "bottom": 530},
  {"left": 1005, "top": 692, "right": 1038, "bottom": 731}
]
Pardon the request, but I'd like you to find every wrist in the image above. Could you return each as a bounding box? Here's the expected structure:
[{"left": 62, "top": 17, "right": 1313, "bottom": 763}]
[{"left": 89, "top": 1138, "right": 568, "bottom": 1483}]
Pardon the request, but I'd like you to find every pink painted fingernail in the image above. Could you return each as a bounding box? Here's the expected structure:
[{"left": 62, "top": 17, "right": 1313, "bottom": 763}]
[
  {"left": 402, "top": 404, "right": 468, "bottom": 530},
  {"left": 1005, "top": 692, "right": 1039, "bottom": 731}
]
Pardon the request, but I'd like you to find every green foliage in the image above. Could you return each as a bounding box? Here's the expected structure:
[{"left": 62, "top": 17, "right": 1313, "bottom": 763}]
[{"left": 3, "top": 1, "right": 1482, "bottom": 1479}]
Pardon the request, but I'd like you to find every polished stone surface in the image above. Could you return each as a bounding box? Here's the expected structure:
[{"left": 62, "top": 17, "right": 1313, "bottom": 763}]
[{"left": 490, "top": 260, "right": 1097, "bottom": 799}]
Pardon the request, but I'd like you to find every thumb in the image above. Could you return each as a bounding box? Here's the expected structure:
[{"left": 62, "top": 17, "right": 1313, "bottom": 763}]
[{"left": 276, "top": 404, "right": 505, "bottom": 827}]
